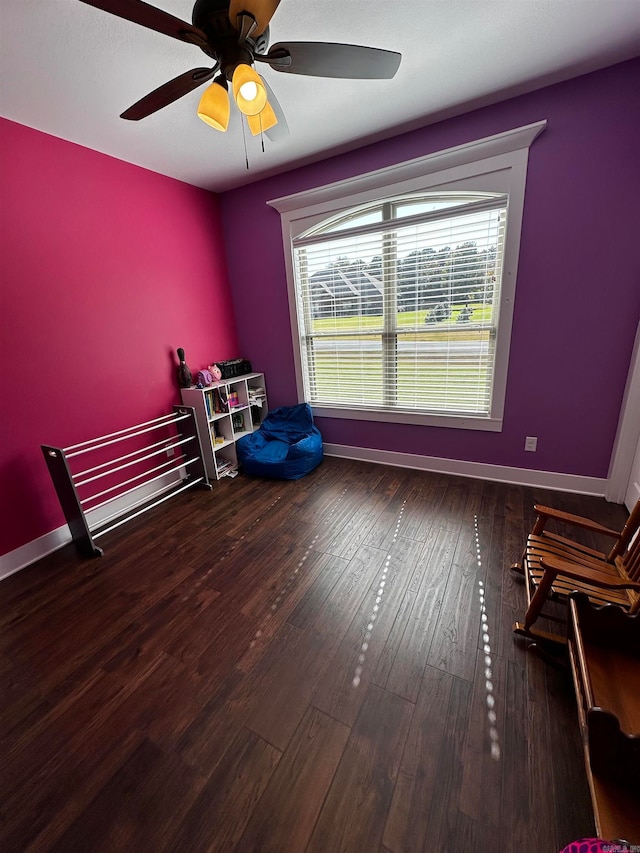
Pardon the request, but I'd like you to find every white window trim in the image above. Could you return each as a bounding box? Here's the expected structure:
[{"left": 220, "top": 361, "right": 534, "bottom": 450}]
[{"left": 268, "top": 120, "right": 547, "bottom": 432}]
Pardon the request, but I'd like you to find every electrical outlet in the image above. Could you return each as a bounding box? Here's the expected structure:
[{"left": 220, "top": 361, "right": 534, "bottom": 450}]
[
  {"left": 525, "top": 436, "right": 537, "bottom": 452},
  {"left": 166, "top": 446, "right": 175, "bottom": 458}
]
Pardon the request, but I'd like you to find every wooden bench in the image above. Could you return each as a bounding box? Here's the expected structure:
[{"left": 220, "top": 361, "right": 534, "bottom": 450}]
[{"left": 567, "top": 592, "right": 640, "bottom": 844}]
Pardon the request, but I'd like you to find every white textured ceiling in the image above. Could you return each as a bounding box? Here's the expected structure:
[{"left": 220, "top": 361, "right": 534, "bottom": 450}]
[{"left": 1, "top": 1, "right": 639, "bottom": 192}]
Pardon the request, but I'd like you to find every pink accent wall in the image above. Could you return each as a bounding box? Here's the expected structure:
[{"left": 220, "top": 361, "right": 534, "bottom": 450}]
[
  {"left": 0, "top": 119, "right": 238, "bottom": 557},
  {"left": 219, "top": 59, "right": 640, "bottom": 480}
]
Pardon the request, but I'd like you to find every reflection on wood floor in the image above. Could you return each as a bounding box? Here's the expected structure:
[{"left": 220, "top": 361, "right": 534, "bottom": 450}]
[{"left": 1, "top": 456, "right": 628, "bottom": 852}]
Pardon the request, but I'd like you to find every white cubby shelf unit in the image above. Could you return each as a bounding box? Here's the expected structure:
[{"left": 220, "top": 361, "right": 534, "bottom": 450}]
[{"left": 180, "top": 372, "right": 268, "bottom": 480}]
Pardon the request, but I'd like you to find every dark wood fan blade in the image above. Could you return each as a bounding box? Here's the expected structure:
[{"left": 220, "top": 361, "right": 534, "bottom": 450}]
[
  {"left": 266, "top": 42, "right": 402, "bottom": 79},
  {"left": 79, "top": 0, "right": 208, "bottom": 47},
  {"left": 120, "top": 67, "right": 217, "bottom": 120},
  {"left": 228, "top": 0, "right": 281, "bottom": 36},
  {"left": 262, "top": 79, "right": 289, "bottom": 141}
]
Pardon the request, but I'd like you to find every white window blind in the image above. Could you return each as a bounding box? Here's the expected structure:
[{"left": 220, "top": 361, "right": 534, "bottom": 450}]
[{"left": 292, "top": 193, "right": 507, "bottom": 418}]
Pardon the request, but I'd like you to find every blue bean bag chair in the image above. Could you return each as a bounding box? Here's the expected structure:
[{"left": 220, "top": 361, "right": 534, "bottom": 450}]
[{"left": 236, "top": 403, "right": 323, "bottom": 480}]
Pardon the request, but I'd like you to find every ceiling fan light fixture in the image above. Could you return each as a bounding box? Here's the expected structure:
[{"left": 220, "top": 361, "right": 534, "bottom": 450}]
[
  {"left": 197, "top": 78, "right": 230, "bottom": 131},
  {"left": 232, "top": 64, "right": 268, "bottom": 116},
  {"left": 247, "top": 99, "right": 278, "bottom": 136}
]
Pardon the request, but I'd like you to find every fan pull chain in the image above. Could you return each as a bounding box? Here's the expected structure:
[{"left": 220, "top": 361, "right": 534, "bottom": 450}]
[{"left": 241, "top": 118, "right": 249, "bottom": 170}]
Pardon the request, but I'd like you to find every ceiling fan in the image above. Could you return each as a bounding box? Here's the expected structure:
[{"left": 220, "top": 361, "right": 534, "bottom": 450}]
[{"left": 78, "top": 0, "right": 402, "bottom": 140}]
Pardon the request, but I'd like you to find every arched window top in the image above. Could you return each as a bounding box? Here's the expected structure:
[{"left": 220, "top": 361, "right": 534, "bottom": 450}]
[{"left": 300, "top": 191, "right": 505, "bottom": 240}]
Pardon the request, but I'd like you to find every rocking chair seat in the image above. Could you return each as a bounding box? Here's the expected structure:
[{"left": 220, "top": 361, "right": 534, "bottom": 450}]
[{"left": 526, "top": 532, "right": 633, "bottom": 609}]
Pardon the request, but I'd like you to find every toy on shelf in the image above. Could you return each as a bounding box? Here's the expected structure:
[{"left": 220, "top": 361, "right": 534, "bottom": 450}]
[{"left": 176, "top": 348, "right": 192, "bottom": 389}]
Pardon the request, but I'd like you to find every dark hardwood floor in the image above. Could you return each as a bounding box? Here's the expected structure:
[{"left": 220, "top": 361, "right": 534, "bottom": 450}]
[{"left": 0, "top": 457, "right": 629, "bottom": 852}]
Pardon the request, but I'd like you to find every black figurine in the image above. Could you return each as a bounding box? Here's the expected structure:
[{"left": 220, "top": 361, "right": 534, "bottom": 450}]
[{"left": 177, "top": 347, "right": 192, "bottom": 388}]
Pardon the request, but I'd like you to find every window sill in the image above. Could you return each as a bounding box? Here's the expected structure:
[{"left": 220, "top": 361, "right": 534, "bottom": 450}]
[{"left": 309, "top": 404, "right": 503, "bottom": 432}]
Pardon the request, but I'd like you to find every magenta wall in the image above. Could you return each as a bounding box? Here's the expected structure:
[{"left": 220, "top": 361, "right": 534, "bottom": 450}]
[
  {"left": 219, "top": 59, "right": 640, "bottom": 480},
  {"left": 0, "top": 119, "right": 238, "bottom": 556}
]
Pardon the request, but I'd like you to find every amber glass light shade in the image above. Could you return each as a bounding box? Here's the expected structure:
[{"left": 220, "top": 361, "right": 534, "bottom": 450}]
[
  {"left": 247, "top": 100, "right": 278, "bottom": 136},
  {"left": 232, "top": 64, "right": 268, "bottom": 116},
  {"left": 197, "top": 80, "right": 230, "bottom": 131}
]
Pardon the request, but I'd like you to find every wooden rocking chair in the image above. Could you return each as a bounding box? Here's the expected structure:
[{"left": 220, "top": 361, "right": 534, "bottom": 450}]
[{"left": 512, "top": 499, "right": 640, "bottom": 644}]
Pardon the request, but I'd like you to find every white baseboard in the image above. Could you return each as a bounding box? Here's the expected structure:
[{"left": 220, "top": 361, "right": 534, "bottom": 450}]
[
  {"left": 0, "top": 524, "right": 73, "bottom": 581},
  {"left": 626, "top": 479, "right": 640, "bottom": 511},
  {"left": 0, "top": 472, "right": 186, "bottom": 582},
  {"left": 323, "top": 443, "right": 608, "bottom": 497}
]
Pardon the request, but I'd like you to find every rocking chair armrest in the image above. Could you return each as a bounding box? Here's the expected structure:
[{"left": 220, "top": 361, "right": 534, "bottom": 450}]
[
  {"left": 532, "top": 505, "right": 620, "bottom": 538},
  {"left": 538, "top": 556, "right": 640, "bottom": 591}
]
